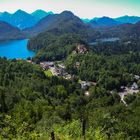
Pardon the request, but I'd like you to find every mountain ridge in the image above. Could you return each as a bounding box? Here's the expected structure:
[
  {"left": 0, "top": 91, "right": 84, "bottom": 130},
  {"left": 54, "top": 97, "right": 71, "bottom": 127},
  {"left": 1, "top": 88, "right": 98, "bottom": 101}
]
[
  {"left": 90, "top": 16, "right": 119, "bottom": 27},
  {"left": 0, "top": 9, "right": 53, "bottom": 29},
  {"left": 27, "top": 10, "right": 100, "bottom": 41},
  {"left": 31, "top": 9, "right": 53, "bottom": 20},
  {"left": 0, "top": 21, "right": 25, "bottom": 41}
]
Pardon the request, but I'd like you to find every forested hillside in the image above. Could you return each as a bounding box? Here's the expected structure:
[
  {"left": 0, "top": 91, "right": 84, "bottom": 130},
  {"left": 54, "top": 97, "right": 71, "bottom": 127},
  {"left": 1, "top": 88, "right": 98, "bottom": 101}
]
[
  {"left": 24, "top": 11, "right": 100, "bottom": 37},
  {"left": 27, "top": 11, "right": 100, "bottom": 61},
  {"left": 0, "top": 57, "right": 140, "bottom": 140},
  {"left": 66, "top": 52, "right": 140, "bottom": 90},
  {"left": 0, "top": 7, "right": 140, "bottom": 140},
  {"left": 99, "top": 21, "right": 140, "bottom": 39}
]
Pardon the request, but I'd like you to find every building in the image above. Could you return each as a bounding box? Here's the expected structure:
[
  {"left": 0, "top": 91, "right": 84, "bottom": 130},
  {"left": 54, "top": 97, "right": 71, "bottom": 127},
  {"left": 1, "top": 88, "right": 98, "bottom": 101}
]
[
  {"left": 80, "top": 81, "right": 91, "bottom": 90},
  {"left": 131, "top": 82, "right": 138, "bottom": 90},
  {"left": 134, "top": 75, "right": 140, "bottom": 80},
  {"left": 58, "top": 63, "right": 66, "bottom": 69},
  {"left": 76, "top": 44, "right": 87, "bottom": 54},
  {"left": 40, "top": 61, "right": 54, "bottom": 70},
  {"left": 85, "top": 91, "right": 90, "bottom": 96}
]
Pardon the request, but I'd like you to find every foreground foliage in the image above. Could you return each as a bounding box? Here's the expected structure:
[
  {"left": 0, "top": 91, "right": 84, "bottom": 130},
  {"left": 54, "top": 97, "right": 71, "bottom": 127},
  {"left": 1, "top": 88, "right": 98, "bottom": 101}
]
[{"left": 0, "top": 58, "right": 140, "bottom": 140}]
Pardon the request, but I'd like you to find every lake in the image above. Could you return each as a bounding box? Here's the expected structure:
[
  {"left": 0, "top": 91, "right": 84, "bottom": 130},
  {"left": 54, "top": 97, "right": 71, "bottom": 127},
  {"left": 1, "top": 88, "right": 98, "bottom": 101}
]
[
  {"left": 0, "top": 39, "right": 35, "bottom": 59},
  {"left": 89, "top": 37, "right": 120, "bottom": 45}
]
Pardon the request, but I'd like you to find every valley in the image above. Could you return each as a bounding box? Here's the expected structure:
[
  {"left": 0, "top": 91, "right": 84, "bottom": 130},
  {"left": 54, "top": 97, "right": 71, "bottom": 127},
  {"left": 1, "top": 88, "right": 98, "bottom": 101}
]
[{"left": 0, "top": 5, "right": 140, "bottom": 140}]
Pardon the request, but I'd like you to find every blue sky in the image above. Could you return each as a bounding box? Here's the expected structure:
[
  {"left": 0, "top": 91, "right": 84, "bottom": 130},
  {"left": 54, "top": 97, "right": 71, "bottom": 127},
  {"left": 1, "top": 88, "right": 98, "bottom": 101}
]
[{"left": 0, "top": 0, "right": 140, "bottom": 18}]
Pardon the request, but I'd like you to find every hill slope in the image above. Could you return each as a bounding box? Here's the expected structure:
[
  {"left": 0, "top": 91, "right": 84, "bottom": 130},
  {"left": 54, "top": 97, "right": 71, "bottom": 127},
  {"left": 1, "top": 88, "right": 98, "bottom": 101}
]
[
  {"left": 90, "top": 17, "right": 119, "bottom": 27},
  {"left": 31, "top": 10, "right": 53, "bottom": 20},
  {"left": 11, "top": 10, "right": 38, "bottom": 29},
  {"left": 23, "top": 14, "right": 57, "bottom": 36},
  {"left": 0, "top": 12, "right": 12, "bottom": 23},
  {"left": 0, "top": 21, "right": 25, "bottom": 41},
  {"left": 100, "top": 21, "right": 140, "bottom": 39},
  {"left": 0, "top": 10, "right": 38, "bottom": 29},
  {"left": 27, "top": 11, "right": 100, "bottom": 61},
  {"left": 115, "top": 15, "right": 140, "bottom": 24},
  {"left": 24, "top": 11, "right": 100, "bottom": 38}
]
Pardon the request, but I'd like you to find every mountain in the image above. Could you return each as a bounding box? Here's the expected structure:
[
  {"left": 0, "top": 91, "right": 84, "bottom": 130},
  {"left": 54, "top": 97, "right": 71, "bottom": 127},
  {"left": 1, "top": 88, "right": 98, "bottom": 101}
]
[
  {"left": 27, "top": 11, "right": 100, "bottom": 61},
  {"left": 92, "top": 17, "right": 100, "bottom": 21},
  {"left": 85, "top": 15, "right": 140, "bottom": 27},
  {"left": 115, "top": 15, "right": 140, "bottom": 24},
  {"left": 10, "top": 10, "right": 38, "bottom": 29},
  {"left": 31, "top": 10, "right": 53, "bottom": 20},
  {"left": 99, "top": 21, "right": 140, "bottom": 40},
  {"left": 23, "top": 14, "right": 57, "bottom": 36},
  {"left": 0, "top": 10, "right": 54, "bottom": 30},
  {"left": 82, "top": 18, "right": 90, "bottom": 23},
  {"left": 127, "top": 21, "right": 140, "bottom": 38},
  {"left": 44, "top": 11, "right": 93, "bottom": 34},
  {"left": 0, "top": 12, "right": 12, "bottom": 23},
  {"left": 90, "top": 20, "right": 98, "bottom": 27},
  {"left": 24, "top": 11, "right": 100, "bottom": 38},
  {"left": 0, "top": 10, "right": 39, "bottom": 29},
  {"left": 0, "top": 21, "right": 25, "bottom": 41},
  {"left": 26, "top": 10, "right": 100, "bottom": 39},
  {"left": 90, "top": 16, "right": 119, "bottom": 27}
]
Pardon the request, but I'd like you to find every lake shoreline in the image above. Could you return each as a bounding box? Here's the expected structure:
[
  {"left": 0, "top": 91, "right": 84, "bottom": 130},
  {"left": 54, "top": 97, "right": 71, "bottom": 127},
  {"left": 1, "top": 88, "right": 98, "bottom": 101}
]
[{"left": 0, "top": 39, "right": 35, "bottom": 60}]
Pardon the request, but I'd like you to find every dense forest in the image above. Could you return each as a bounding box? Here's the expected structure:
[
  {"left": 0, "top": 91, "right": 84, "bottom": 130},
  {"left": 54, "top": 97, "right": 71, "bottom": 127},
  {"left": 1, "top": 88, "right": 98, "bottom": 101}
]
[
  {"left": 0, "top": 39, "right": 140, "bottom": 139},
  {"left": 28, "top": 33, "right": 83, "bottom": 62},
  {"left": 0, "top": 9, "right": 140, "bottom": 140},
  {"left": 66, "top": 51, "right": 140, "bottom": 91}
]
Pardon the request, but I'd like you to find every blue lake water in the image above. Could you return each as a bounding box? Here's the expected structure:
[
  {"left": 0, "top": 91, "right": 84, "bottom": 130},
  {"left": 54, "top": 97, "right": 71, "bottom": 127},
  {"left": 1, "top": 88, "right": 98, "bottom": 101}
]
[{"left": 0, "top": 39, "right": 35, "bottom": 59}]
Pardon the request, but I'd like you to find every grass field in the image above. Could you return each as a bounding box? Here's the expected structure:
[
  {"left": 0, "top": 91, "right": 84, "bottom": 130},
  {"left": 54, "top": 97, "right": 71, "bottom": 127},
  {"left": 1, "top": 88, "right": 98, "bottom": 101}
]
[{"left": 44, "top": 70, "right": 53, "bottom": 77}]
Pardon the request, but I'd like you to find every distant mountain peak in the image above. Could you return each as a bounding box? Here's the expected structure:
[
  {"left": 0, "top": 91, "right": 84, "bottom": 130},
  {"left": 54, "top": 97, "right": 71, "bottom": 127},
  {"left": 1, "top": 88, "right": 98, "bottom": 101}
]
[
  {"left": 102, "top": 16, "right": 110, "bottom": 18},
  {"left": 115, "top": 15, "right": 140, "bottom": 24},
  {"left": 90, "top": 16, "right": 119, "bottom": 27},
  {"left": 32, "top": 9, "right": 47, "bottom": 14},
  {"left": 3, "top": 11, "right": 11, "bottom": 15},
  {"left": 13, "top": 9, "right": 29, "bottom": 16},
  {"left": 0, "top": 12, "right": 11, "bottom": 17},
  {"left": 99, "top": 16, "right": 115, "bottom": 20},
  {"left": 32, "top": 9, "right": 53, "bottom": 14},
  {"left": 34, "top": 9, "right": 46, "bottom": 12},
  {"left": 31, "top": 9, "right": 53, "bottom": 20},
  {"left": 60, "top": 11, "right": 74, "bottom": 16},
  {"left": 15, "top": 9, "right": 26, "bottom": 13},
  {"left": 122, "top": 15, "right": 129, "bottom": 17},
  {"left": 82, "top": 18, "right": 90, "bottom": 23}
]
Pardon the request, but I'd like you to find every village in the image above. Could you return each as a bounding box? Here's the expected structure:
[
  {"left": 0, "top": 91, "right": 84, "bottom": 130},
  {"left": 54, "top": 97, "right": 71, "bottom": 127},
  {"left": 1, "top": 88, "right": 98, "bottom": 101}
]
[
  {"left": 26, "top": 44, "right": 140, "bottom": 103},
  {"left": 39, "top": 44, "right": 88, "bottom": 79},
  {"left": 39, "top": 61, "right": 140, "bottom": 103},
  {"left": 40, "top": 61, "right": 72, "bottom": 79},
  {"left": 118, "top": 79, "right": 140, "bottom": 105}
]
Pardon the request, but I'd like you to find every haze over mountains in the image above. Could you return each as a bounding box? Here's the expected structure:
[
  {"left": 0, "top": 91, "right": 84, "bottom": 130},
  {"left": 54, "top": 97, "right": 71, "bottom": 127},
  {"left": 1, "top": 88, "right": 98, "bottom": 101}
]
[
  {"left": 26, "top": 10, "right": 140, "bottom": 62},
  {"left": 0, "top": 9, "right": 140, "bottom": 30},
  {"left": 0, "top": 9, "right": 53, "bottom": 29},
  {"left": 27, "top": 11, "right": 100, "bottom": 51},
  {"left": 89, "top": 17, "right": 119, "bottom": 27},
  {"left": 84, "top": 15, "right": 140, "bottom": 27},
  {"left": 0, "top": 9, "right": 140, "bottom": 42},
  {"left": 31, "top": 10, "right": 53, "bottom": 20},
  {"left": 115, "top": 15, "right": 140, "bottom": 24},
  {"left": 0, "top": 21, "right": 25, "bottom": 41},
  {"left": 24, "top": 11, "right": 100, "bottom": 38}
]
